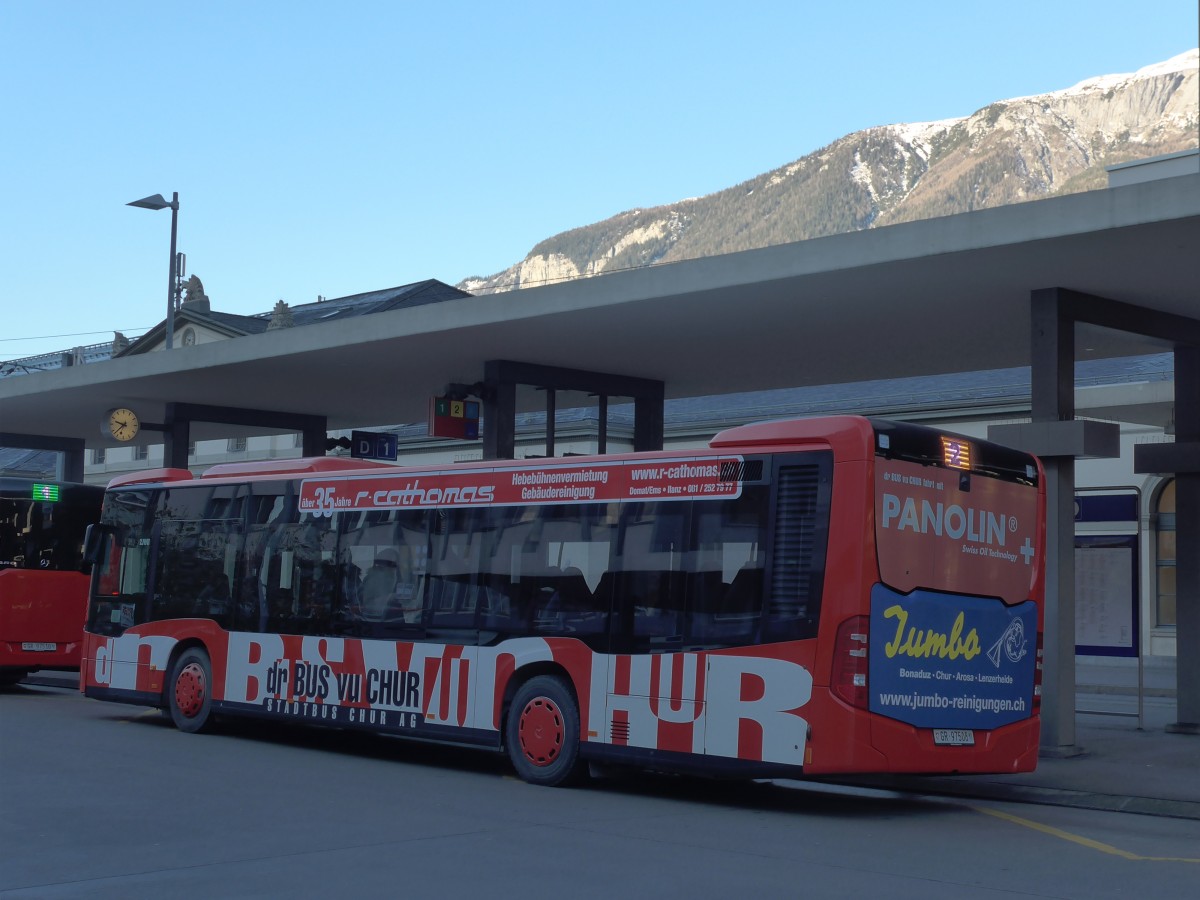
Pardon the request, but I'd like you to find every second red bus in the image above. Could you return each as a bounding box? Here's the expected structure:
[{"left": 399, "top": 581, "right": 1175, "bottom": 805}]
[{"left": 1, "top": 478, "right": 104, "bottom": 686}]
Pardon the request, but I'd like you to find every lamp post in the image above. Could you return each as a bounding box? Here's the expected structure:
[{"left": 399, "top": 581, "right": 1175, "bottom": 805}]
[{"left": 127, "top": 192, "right": 180, "bottom": 350}]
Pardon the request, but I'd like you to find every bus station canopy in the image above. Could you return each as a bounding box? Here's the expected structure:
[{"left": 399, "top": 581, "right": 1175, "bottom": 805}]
[{"left": 1, "top": 172, "right": 1197, "bottom": 446}]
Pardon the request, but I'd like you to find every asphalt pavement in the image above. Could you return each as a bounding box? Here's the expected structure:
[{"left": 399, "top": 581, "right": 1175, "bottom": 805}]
[{"left": 24, "top": 655, "right": 1200, "bottom": 820}]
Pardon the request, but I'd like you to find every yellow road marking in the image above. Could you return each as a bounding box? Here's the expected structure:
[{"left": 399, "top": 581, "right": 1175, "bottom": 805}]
[{"left": 973, "top": 805, "right": 1200, "bottom": 863}]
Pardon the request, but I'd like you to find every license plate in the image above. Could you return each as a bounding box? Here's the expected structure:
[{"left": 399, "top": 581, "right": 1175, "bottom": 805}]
[
  {"left": 933, "top": 729, "right": 975, "bottom": 746},
  {"left": 21, "top": 642, "right": 56, "bottom": 652}
]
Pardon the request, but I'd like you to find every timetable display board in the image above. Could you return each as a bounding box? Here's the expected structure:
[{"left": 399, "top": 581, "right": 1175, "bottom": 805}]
[{"left": 1074, "top": 491, "right": 1139, "bottom": 659}]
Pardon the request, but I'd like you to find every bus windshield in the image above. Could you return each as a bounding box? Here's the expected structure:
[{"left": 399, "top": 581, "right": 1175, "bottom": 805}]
[{"left": 0, "top": 478, "right": 101, "bottom": 572}]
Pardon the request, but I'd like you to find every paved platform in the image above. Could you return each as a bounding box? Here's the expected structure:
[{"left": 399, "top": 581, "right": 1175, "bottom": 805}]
[
  {"left": 836, "top": 656, "right": 1200, "bottom": 820},
  {"left": 854, "top": 700, "right": 1200, "bottom": 820},
  {"left": 24, "top": 657, "right": 1200, "bottom": 819}
]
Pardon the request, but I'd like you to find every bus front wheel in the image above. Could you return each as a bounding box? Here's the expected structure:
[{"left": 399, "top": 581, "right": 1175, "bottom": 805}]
[
  {"left": 505, "top": 675, "right": 585, "bottom": 787},
  {"left": 168, "top": 647, "right": 214, "bottom": 734}
]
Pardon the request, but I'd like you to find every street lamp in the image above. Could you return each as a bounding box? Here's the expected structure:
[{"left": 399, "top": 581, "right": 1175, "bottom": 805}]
[{"left": 127, "top": 192, "right": 180, "bottom": 350}]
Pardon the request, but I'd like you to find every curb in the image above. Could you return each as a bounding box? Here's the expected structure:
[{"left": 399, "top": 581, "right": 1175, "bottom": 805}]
[
  {"left": 827, "top": 774, "right": 1200, "bottom": 821},
  {"left": 20, "top": 672, "right": 80, "bottom": 689},
  {"left": 1078, "top": 684, "right": 1176, "bottom": 698}
]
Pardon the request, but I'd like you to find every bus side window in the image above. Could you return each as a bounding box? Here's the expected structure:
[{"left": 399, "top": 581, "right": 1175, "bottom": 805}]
[
  {"left": 196, "top": 572, "right": 231, "bottom": 626},
  {"left": 335, "top": 510, "right": 428, "bottom": 638},
  {"left": 422, "top": 508, "right": 480, "bottom": 643},
  {"left": 613, "top": 504, "right": 686, "bottom": 653},
  {"left": 234, "top": 489, "right": 295, "bottom": 634},
  {"left": 295, "top": 523, "right": 338, "bottom": 635},
  {"left": 360, "top": 548, "right": 399, "bottom": 620},
  {"left": 684, "top": 485, "right": 771, "bottom": 648}
]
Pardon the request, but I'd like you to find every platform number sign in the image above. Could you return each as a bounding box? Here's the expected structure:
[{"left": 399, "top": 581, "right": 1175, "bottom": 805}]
[{"left": 429, "top": 396, "right": 481, "bottom": 440}]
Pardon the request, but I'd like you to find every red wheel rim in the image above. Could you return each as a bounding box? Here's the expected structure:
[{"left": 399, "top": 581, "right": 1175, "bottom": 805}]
[
  {"left": 518, "top": 696, "right": 564, "bottom": 767},
  {"left": 175, "top": 662, "right": 207, "bottom": 719}
]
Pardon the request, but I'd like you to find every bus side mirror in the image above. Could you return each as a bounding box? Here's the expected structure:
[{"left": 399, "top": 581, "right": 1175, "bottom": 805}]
[{"left": 82, "top": 524, "right": 103, "bottom": 568}]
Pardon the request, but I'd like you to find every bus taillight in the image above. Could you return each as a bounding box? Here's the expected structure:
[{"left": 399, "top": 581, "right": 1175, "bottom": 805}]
[{"left": 833, "top": 615, "right": 869, "bottom": 709}]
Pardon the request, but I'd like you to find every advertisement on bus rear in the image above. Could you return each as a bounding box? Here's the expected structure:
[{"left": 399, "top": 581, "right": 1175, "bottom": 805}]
[
  {"left": 874, "top": 458, "right": 1039, "bottom": 606},
  {"left": 871, "top": 457, "right": 1039, "bottom": 730},
  {"left": 868, "top": 584, "right": 1037, "bottom": 730}
]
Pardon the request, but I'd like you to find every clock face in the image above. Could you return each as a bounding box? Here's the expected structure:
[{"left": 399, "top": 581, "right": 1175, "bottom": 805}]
[
  {"left": 107, "top": 407, "right": 140, "bottom": 442},
  {"left": 182, "top": 327, "right": 196, "bottom": 346}
]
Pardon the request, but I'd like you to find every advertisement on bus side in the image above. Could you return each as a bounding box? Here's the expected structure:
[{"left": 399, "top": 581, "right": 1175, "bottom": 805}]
[
  {"left": 298, "top": 456, "right": 745, "bottom": 516},
  {"left": 85, "top": 628, "right": 815, "bottom": 767}
]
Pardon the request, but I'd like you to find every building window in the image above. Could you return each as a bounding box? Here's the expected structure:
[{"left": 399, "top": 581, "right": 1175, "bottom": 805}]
[
  {"left": 188, "top": 441, "right": 196, "bottom": 457},
  {"left": 92, "top": 447, "right": 106, "bottom": 464},
  {"left": 227, "top": 437, "right": 247, "bottom": 453},
  {"left": 134, "top": 445, "right": 149, "bottom": 461},
  {"left": 1155, "top": 479, "right": 1176, "bottom": 627}
]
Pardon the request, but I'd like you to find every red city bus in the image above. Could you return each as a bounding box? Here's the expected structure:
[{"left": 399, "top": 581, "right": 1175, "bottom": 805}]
[
  {"left": 81, "top": 417, "right": 1044, "bottom": 785},
  {"left": 1, "top": 478, "right": 105, "bottom": 686}
]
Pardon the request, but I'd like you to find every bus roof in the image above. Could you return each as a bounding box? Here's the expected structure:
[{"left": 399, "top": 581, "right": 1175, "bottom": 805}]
[
  {"left": 710, "top": 415, "right": 875, "bottom": 458},
  {"left": 99, "top": 416, "right": 1034, "bottom": 493},
  {"left": 105, "top": 457, "right": 392, "bottom": 490}
]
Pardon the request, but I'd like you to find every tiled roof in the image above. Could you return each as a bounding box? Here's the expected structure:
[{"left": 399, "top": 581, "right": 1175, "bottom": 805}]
[
  {"left": 112, "top": 278, "right": 472, "bottom": 356},
  {"left": 0, "top": 340, "right": 114, "bottom": 377},
  {"left": 0, "top": 447, "right": 60, "bottom": 479},
  {"left": 260, "top": 280, "right": 472, "bottom": 327}
]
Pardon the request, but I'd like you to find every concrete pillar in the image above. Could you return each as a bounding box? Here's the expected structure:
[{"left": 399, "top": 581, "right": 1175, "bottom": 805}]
[
  {"left": 1040, "top": 457, "right": 1078, "bottom": 751},
  {"left": 1171, "top": 346, "right": 1200, "bottom": 732},
  {"left": 633, "top": 382, "right": 665, "bottom": 453},
  {"left": 1030, "top": 289, "right": 1077, "bottom": 754},
  {"left": 164, "top": 418, "right": 190, "bottom": 469},
  {"left": 483, "top": 362, "right": 516, "bottom": 460}
]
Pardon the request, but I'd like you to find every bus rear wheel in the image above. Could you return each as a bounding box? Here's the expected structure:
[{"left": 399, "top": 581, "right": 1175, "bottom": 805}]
[
  {"left": 168, "top": 647, "right": 214, "bottom": 734},
  {"left": 506, "top": 675, "right": 585, "bottom": 787}
]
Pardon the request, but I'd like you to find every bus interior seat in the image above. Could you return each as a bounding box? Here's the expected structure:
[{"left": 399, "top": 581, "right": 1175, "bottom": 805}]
[
  {"left": 710, "top": 565, "right": 761, "bottom": 641},
  {"left": 360, "top": 551, "right": 399, "bottom": 620}
]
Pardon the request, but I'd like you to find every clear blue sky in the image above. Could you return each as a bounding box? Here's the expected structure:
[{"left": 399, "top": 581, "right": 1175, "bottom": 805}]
[{"left": 1, "top": 1, "right": 1196, "bottom": 360}]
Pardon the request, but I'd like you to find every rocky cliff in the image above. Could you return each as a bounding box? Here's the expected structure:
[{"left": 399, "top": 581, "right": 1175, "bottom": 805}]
[{"left": 459, "top": 50, "right": 1198, "bottom": 295}]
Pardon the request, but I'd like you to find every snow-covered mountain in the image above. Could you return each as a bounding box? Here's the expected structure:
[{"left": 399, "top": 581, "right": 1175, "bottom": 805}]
[{"left": 460, "top": 50, "right": 1198, "bottom": 295}]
